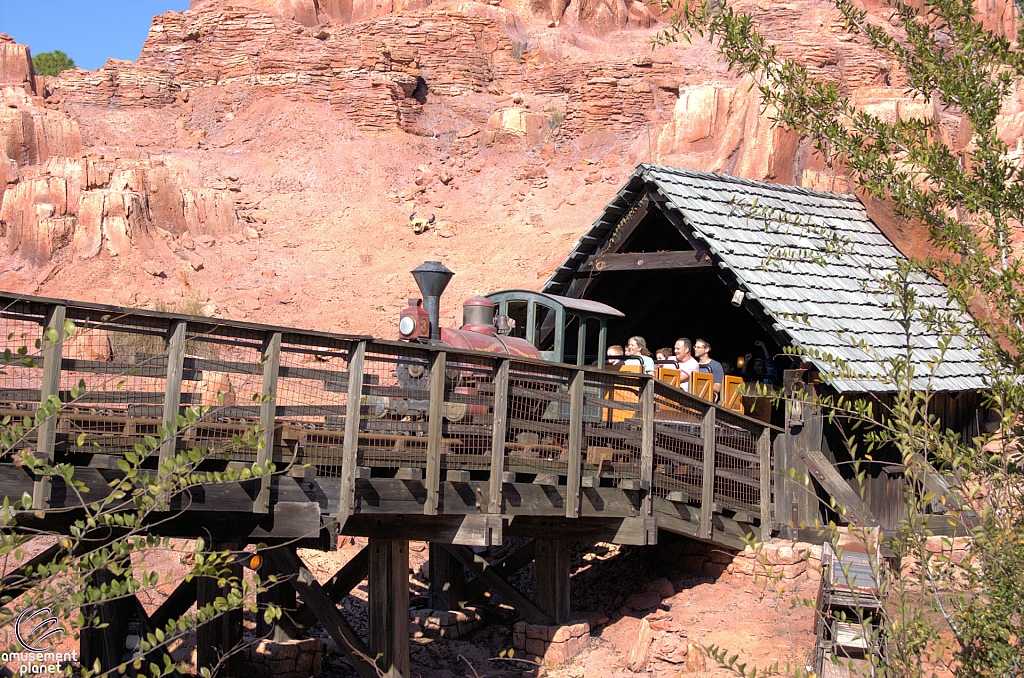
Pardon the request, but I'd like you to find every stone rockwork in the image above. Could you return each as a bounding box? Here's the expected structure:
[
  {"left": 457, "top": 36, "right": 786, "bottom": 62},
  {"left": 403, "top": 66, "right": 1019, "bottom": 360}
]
[
  {"left": 512, "top": 619, "right": 591, "bottom": 665},
  {"left": 243, "top": 637, "right": 323, "bottom": 678},
  {"left": 728, "top": 539, "right": 824, "bottom": 584},
  {"left": 410, "top": 605, "right": 485, "bottom": 638}
]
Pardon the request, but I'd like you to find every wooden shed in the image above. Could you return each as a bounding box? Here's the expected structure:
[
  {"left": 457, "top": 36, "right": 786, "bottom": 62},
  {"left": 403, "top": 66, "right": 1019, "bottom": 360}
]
[{"left": 542, "top": 164, "right": 989, "bottom": 531}]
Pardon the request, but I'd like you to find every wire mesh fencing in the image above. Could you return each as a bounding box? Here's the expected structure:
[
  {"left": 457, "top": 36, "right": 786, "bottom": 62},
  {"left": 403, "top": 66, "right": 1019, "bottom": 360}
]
[
  {"left": 651, "top": 381, "right": 706, "bottom": 502},
  {"left": 441, "top": 352, "right": 498, "bottom": 470},
  {"left": 0, "top": 306, "right": 47, "bottom": 455},
  {"left": 713, "top": 408, "right": 764, "bottom": 513},
  {"left": 270, "top": 334, "right": 357, "bottom": 476},
  {"left": 581, "top": 370, "right": 645, "bottom": 482},
  {"left": 59, "top": 312, "right": 171, "bottom": 457},
  {"left": 177, "top": 323, "right": 266, "bottom": 464},
  {"left": 505, "top": 360, "right": 572, "bottom": 475}
]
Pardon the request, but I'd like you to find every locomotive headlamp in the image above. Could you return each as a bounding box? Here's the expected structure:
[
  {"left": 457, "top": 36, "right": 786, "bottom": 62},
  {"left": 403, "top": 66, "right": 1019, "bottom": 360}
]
[{"left": 399, "top": 315, "right": 416, "bottom": 336}]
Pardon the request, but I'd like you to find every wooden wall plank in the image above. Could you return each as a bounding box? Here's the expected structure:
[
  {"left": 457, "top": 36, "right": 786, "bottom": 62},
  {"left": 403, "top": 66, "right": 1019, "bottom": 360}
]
[
  {"left": 565, "top": 370, "right": 585, "bottom": 518},
  {"left": 159, "top": 320, "right": 187, "bottom": 470},
  {"left": 255, "top": 332, "right": 282, "bottom": 514},
  {"left": 640, "top": 378, "right": 655, "bottom": 516},
  {"left": 424, "top": 352, "right": 447, "bottom": 516},
  {"left": 33, "top": 304, "right": 65, "bottom": 510},
  {"left": 487, "top": 359, "right": 509, "bottom": 514},
  {"left": 700, "top": 407, "right": 716, "bottom": 540},
  {"left": 338, "top": 341, "right": 366, "bottom": 527},
  {"left": 758, "top": 427, "right": 772, "bottom": 541}
]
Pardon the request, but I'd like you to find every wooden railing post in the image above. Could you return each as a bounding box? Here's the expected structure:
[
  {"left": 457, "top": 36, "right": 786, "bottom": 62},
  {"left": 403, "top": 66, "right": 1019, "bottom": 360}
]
[
  {"left": 33, "top": 304, "right": 66, "bottom": 510},
  {"left": 700, "top": 406, "right": 716, "bottom": 539},
  {"left": 565, "top": 369, "right": 585, "bottom": 518},
  {"left": 487, "top": 359, "right": 509, "bottom": 515},
  {"left": 158, "top": 320, "right": 187, "bottom": 470},
  {"left": 338, "top": 341, "right": 366, "bottom": 527},
  {"left": 254, "top": 332, "right": 282, "bottom": 514},
  {"left": 640, "top": 377, "right": 655, "bottom": 516},
  {"left": 424, "top": 351, "right": 446, "bottom": 516},
  {"left": 758, "top": 427, "right": 772, "bottom": 542}
]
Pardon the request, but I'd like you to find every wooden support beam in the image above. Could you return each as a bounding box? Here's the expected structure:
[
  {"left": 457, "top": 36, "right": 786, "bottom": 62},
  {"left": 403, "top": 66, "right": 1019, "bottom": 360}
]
[
  {"left": 428, "top": 541, "right": 465, "bottom": 611},
  {"left": 602, "top": 195, "right": 649, "bottom": 253},
  {"left": 341, "top": 514, "right": 501, "bottom": 546},
  {"left": 258, "top": 554, "right": 298, "bottom": 641},
  {"left": 758, "top": 428, "right": 773, "bottom": 541},
  {"left": 640, "top": 378, "right": 655, "bottom": 517},
  {"left": 581, "top": 250, "right": 712, "bottom": 274},
  {"left": 265, "top": 547, "right": 378, "bottom": 678},
  {"left": 700, "top": 407, "right": 716, "bottom": 540},
  {"left": 534, "top": 539, "right": 571, "bottom": 624},
  {"left": 488, "top": 359, "right": 509, "bottom": 515},
  {"left": 461, "top": 539, "right": 536, "bottom": 603},
  {"left": 441, "top": 544, "right": 554, "bottom": 626},
  {"left": 33, "top": 304, "right": 65, "bottom": 510},
  {"left": 84, "top": 569, "right": 123, "bottom": 673},
  {"left": 424, "top": 351, "right": 446, "bottom": 516},
  {"left": 565, "top": 370, "right": 584, "bottom": 519},
  {"left": 255, "top": 332, "right": 282, "bottom": 514},
  {"left": 0, "top": 542, "right": 62, "bottom": 601},
  {"left": 797, "top": 447, "right": 880, "bottom": 528},
  {"left": 339, "top": 341, "right": 367, "bottom": 527},
  {"left": 159, "top": 319, "right": 187, "bottom": 470},
  {"left": 281, "top": 545, "right": 370, "bottom": 638},
  {"left": 368, "top": 538, "right": 410, "bottom": 678},
  {"left": 150, "top": 576, "right": 198, "bottom": 632},
  {"left": 196, "top": 544, "right": 244, "bottom": 676}
]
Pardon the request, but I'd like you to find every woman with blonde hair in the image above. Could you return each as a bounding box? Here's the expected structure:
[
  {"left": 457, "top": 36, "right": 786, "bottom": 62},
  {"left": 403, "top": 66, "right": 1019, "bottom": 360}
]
[{"left": 624, "top": 336, "right": 655, "bottom": 374}]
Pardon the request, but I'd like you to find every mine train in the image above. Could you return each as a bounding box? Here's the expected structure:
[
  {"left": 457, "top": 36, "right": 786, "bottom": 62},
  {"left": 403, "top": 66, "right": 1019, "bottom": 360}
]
[
  {"left": 389, "top": 261, "right": 625, "bottom": 424},
  {"left": 397, "top": 261, "right": 623, "bottom": 366}
]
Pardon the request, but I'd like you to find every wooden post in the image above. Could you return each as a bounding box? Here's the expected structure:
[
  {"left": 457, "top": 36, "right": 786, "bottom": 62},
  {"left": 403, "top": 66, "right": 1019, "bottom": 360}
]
[
  {"left": 33, "top": 304, "right": 65, "bottom": 510},
  {"left": 197, "top": 544, "right": 244, "bottom": 676},
  {"left": 640, "top": 377, "right": 655, "bottom": 516},
  {"left": 758, "top": 427, "right": 773, "bottom": 542},
  {"left": 80, "top": 569, "right": 116, "bottom": 672},
  {"left": 257, "top": 555, "right": 298, "bottom": 641},
  {"left": 700, "top": 406, "right": 716, "bottom": 540},
  {"left": 339, "top": 341, "right": 366, "bottom": 527},
  {"left": 424, "top": 351, "right": 446, "bottom": 516},
  {"left": 428, "top": 542, "right": 465, "bottom": 611},
  {"left": 565, "top": 370, "right": 585, "bottom": 518},
  {"left": 255, "top": 332, "right": 282, "bottom": 514},
  {"left": 488, "top": 359, "right": 509, "bottom": 514},
  {"left": 534, "top": 539, "right": 571, "bottom": 624},
  {"left": 159, "top": 320, "right": 187, "bottom": 470},
  {"left": 368, "top": 538, "right": 410, "bottom": 678}
]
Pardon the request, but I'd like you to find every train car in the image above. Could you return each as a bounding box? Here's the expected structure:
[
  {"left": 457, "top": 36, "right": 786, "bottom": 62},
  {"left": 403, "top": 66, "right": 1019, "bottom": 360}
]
[{"left": 397, "top": 261, "right": 623, "bottom": 367}]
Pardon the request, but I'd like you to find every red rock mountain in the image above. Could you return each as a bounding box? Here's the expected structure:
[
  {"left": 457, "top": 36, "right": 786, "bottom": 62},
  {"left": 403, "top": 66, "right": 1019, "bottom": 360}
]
[{"left": 0, "top": 0, "right": 1020, "bottom": 334}]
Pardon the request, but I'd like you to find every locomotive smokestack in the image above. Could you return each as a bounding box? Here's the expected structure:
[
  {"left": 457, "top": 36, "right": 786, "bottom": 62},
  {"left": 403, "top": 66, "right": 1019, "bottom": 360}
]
[{"left": 411, "top": 261, "right": 454, "bottom": 341}]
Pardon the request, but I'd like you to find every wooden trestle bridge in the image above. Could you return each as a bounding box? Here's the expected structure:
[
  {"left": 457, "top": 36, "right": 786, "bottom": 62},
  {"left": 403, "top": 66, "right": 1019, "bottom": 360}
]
[{"left": 0, "top": 292, "right": 777, "bottom": 677}]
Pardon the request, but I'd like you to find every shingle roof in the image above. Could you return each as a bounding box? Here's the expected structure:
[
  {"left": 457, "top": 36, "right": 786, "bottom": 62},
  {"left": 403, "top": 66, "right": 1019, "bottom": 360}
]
[{"left": 543, "top": 164, "right": 988, "bottom": 393}]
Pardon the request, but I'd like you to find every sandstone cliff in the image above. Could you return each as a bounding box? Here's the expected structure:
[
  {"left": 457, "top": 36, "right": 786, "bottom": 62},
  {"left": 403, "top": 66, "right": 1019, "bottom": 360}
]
[{"left": 0, "top": 0, "right": 1019, "bottom": 333}]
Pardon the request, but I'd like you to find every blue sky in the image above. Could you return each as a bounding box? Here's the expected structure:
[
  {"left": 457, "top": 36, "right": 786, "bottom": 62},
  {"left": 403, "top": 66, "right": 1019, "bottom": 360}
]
[{"left": 1, "top": 1, "right": 190, "bottom": 71}]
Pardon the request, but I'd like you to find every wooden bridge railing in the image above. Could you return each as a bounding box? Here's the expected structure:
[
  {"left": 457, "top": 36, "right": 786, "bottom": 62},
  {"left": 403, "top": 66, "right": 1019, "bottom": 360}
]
[{"left": 0, "top": 293, "right": 776, "bottom": 544}]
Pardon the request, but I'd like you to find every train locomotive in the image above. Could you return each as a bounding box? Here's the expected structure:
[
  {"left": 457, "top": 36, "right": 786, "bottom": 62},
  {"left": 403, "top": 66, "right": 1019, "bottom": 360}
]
[
  {"left": 389, "top": 261, "right": 624, "bottom": 426},
  {"left": 397, "top": 261, "right": 623, "bottom": 364}
]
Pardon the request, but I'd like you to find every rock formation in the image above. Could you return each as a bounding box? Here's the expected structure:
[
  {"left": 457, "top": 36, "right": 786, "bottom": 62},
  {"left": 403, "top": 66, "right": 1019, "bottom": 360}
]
[{"left": 0, "top": 0, "right": 1020, "bottom": 331}]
